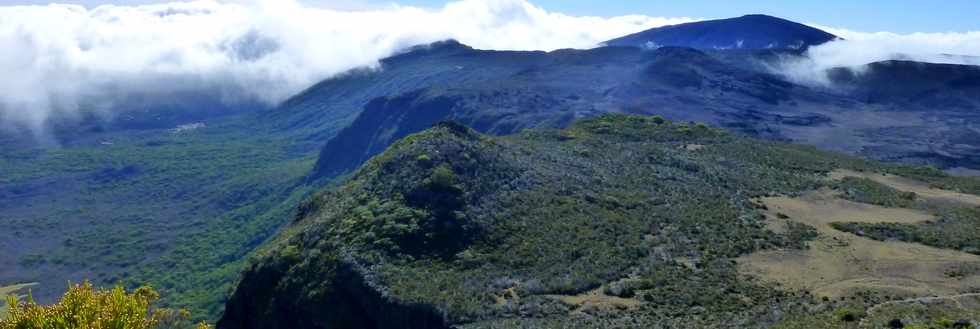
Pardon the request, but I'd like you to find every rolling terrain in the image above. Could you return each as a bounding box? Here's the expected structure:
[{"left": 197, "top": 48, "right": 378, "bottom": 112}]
[
  {"left": 220, "top": 115, "right": 980, "bottom": 328},
  {"left": 2, "top": 14, "right": 980, "bottom": 325},
  {"left": 309, "top": 40, "right": 980, "bottom": 180}
]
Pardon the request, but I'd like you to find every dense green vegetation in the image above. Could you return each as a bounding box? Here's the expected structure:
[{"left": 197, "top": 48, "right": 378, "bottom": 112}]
[
  {"left": 7, "top": 110, "right": 980, "bottom": 327},
  {"left": 1, "top": 282, "right": 209, "bottom": 329},
  {"left": 0, "top": 115, "right": 345, "bottom": 321},
  {"left": 2, "top": 33, "right": 979, "bottom": 328},
  {"left": 835, "top": 177, "right": 920, "bottom": 208},
  {"left": 225, "top": 114, "right": 978, "bottom": 328}
]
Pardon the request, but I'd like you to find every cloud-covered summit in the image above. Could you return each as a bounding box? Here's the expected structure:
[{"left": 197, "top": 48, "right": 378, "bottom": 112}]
[
  {"left": 2, "top": 0, "right": 980, "bottom": 137},
  {"left": 0, "top": 0, "right": 695, "bottom": 135}
]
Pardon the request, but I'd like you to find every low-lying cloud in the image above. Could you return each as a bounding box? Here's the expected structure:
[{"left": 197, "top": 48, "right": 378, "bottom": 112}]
[
  {"left": 0, "top": 0, "right": 695, "bottom": 136},
  {"left": 775, "top": 25, "right": 980, "bottom": 86},
  {"left": 4, "top": 1, "right": 980, "bottom": 138}
]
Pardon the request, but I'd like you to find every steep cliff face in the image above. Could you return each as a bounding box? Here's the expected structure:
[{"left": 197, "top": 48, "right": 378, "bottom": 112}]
[{"left": 310, "top": 90, "right": 461, "bottom": 179}]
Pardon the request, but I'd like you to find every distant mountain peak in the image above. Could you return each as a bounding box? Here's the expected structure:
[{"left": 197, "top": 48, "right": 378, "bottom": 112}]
[
  {"left": 404, "top": 39, "right": 473, "bottom": 54},
  {"left": 740, "top": 13, "right": 786, "bottom": 19},
  {"left": 383, "top": 39, "right": 476, "bottom": 63},
  {"left": 604, "top": 14, "right": 838, "bottom": 50}
]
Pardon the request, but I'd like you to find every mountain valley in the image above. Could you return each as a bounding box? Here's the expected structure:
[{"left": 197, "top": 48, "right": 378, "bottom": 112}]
[{"left": 1, "top": 12, "right": 980, "bottom": 328}]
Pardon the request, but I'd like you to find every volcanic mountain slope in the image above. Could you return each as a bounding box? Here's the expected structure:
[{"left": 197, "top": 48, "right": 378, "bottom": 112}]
[
  {"left": 315, "top": 47, "right": 821, "bottom": 176},
  {"left": 604, "top": 14, "right": 838, "bottom": 50},
  {"left": 308, "top": 45, "right": 825, "bottom": 178},
  {"left": 0, "top": 40, "right": 548, "bottom": 315},
  {"left": 4, "top": 14, "right": 980, "bottom": 323},
  {"left": 308, "top": 39, "right": 980, "bottom": 179},
  {"left": 824, "top": 60, "right": 980, "bottom": 168},
  {"left": 258, "top": 40, "right": 552, "bottom": 143},
  {"left": 828, "top": 60, "right": 980, "bottom": 109},
  {"left": 220, "top": 115, "right": 980, "bottom": 329}
]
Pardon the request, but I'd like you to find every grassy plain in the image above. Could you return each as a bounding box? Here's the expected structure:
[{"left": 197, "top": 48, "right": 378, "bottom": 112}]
[
  {"left": 740, "top": 172, "right": 980, "bottom": 298},
  {"left": 746, "top": 171, "right": 980, "bottom": 328}
]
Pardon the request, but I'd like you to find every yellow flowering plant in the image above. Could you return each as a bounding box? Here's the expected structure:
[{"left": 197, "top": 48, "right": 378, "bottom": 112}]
[{"left": 1, "top": 282, "right": 209, "bottom": 329}]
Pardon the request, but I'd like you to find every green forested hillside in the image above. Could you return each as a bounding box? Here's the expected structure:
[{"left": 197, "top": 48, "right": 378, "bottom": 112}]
[
  {"left": 0, "top": 116, "right": 341, "bottom": 321},
  {"left": 5, "top": 37, "right": 980, "bottom": 326},
  {"left": 220, "top": 115, "right": 980, "bottom": 328}
]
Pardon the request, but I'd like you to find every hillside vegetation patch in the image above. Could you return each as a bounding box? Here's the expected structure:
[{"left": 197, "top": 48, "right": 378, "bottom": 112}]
[{"left": 739, "top": 175, "right": 980, "bottom": 299}]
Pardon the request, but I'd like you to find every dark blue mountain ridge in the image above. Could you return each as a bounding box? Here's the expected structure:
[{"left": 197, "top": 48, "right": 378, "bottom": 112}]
[
  {"left": 604, "top": 14, "right": 839, "bottom": 50},
  {"left": 306, "top": 39, "right": 980, "bottom": 180}
]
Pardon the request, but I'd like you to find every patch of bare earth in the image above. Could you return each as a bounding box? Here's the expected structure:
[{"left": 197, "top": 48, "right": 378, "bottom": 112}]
[
  {"left": 550, "top": 287, "right": 640, "bottom": 315},
  {"left": 738, "top": 184, "right": 980, "bottom": 299}
]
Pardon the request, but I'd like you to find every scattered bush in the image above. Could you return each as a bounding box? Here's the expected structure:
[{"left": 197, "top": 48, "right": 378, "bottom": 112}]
[
  {"left": 834, "top": 307, "right": 865, "bottom": 322},
  {"left": 228, "top": 115, "right": 980, "bottom": 328},
  {"left": 1, "top": 281, "right": 210, "bottom": 329},
  {"left": 832, "top": 207, "right": 980, "bottom": 255},
  {"left": 836, "top": 177, "right": 918, "bottom": 208}
]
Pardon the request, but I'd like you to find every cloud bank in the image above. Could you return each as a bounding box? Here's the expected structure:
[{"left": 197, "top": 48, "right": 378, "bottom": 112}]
[
  {"left": 775, "top": 25, "right": 980, "bottom": 85},
  {"left": 4, "top": 1, "right": 980, "bottom": 137},
  {"left": 0, "top": 0, "right": 695, "bottom": 136}
]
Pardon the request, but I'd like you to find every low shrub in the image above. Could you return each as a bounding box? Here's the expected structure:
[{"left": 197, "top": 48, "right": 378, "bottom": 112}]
[{"left": 1, "top": 282, "right": 210, "bottom": 329}]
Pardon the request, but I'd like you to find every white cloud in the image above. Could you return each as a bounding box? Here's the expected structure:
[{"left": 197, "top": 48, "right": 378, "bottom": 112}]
[
  {"left": 11, "top": 1, "right": 977, "bottom": 137},
  {"left": 774, "top": 24, "right": 980, "bottom": 86},
  {"left": 0, "top": 0, "right": 695, "bottom": 136}
]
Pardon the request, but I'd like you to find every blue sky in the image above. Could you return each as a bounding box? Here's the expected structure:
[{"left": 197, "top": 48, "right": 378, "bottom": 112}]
[
  {"left": 10, "top": 0, "right": 980, "bottom": 33},
  {"left": 392, "top": 0, "right": 980, "bottom": 33}
]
